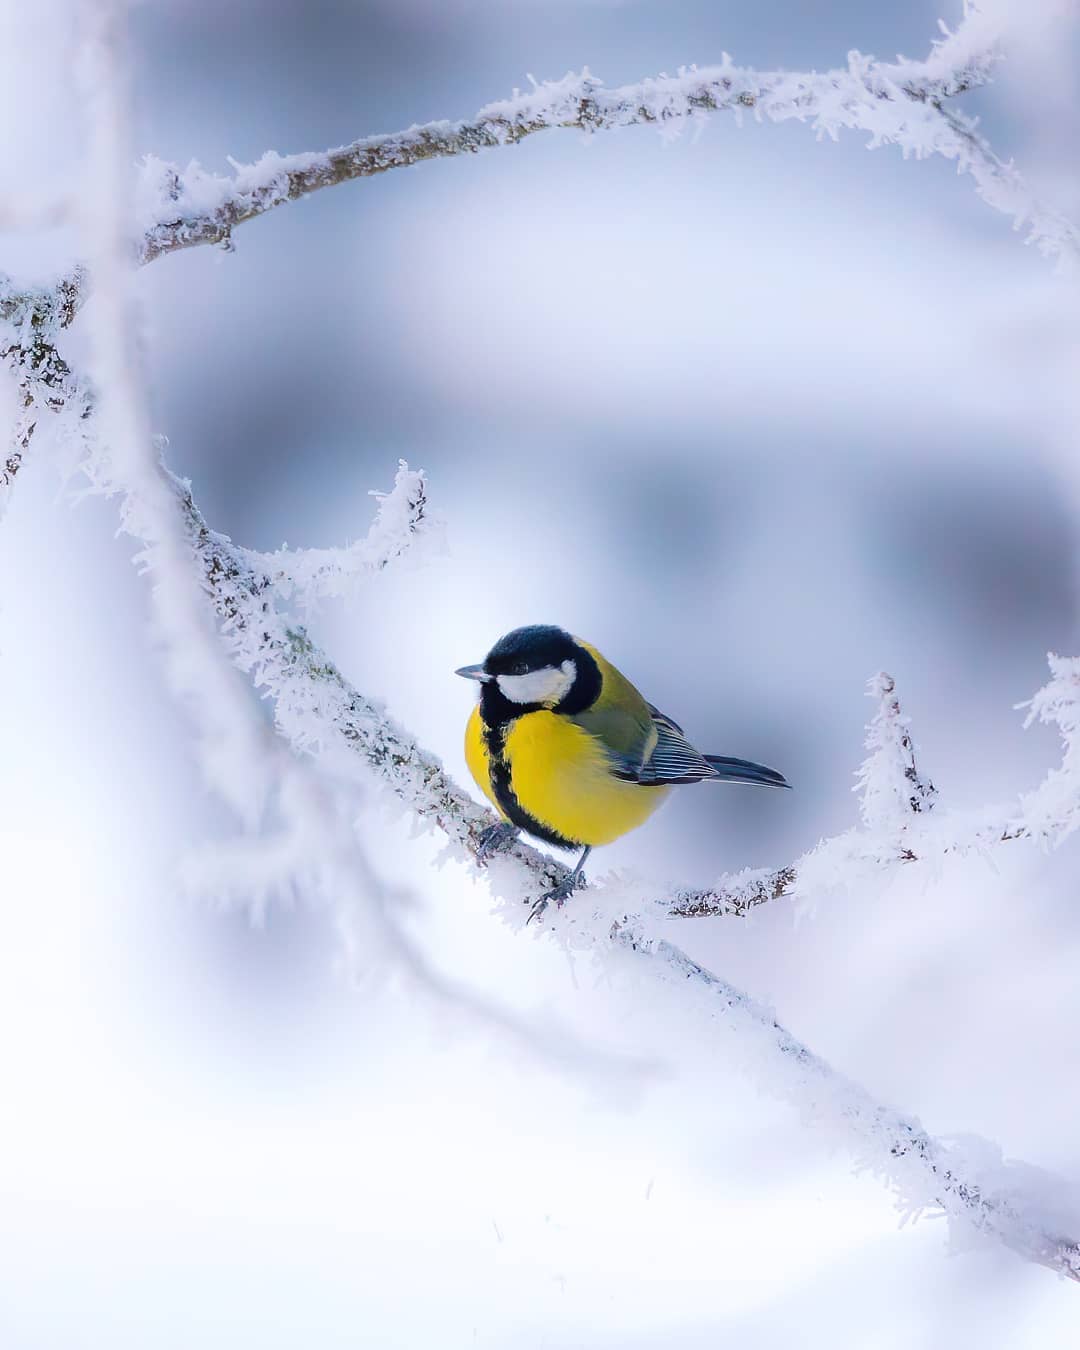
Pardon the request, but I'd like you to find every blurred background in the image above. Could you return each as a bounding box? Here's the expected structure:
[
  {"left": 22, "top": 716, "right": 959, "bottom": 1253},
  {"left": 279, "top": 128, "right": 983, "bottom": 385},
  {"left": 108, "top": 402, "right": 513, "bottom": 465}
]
[{"left": 2, "top": 0, "right": 1080, "bottom": 1345}]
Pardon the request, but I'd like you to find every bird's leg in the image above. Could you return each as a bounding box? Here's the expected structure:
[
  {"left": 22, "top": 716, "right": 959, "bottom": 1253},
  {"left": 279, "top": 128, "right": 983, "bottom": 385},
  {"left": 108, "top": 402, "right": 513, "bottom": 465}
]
[
  {"left": 527, "top": 847, "right": 591, "bottom": 924},
  {"left": 475, "top": 821, "right": 520, "bottom": 864},
  {"left": 568, "top": 845, "right": 591, "bottom": 889}
]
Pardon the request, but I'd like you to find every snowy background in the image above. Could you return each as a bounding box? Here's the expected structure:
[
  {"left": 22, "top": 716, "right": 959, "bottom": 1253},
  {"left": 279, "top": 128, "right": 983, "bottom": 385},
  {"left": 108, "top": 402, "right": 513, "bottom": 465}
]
[{"left": 2, "top": 0, "right": 1080, "bottom": 1345}]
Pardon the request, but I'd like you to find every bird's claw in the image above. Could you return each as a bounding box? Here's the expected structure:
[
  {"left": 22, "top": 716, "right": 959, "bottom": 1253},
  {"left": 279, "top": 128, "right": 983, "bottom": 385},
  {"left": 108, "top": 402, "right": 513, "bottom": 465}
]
[
  {"left": 475, "top": 821, "right": 519, "bottom": 865},
  {"left": 526, "top": 869, "right": 587, "bottom": 925}
]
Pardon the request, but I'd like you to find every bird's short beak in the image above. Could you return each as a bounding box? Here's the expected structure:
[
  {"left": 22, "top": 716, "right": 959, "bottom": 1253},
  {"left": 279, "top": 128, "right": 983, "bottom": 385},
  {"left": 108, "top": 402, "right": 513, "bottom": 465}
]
[{"left": 455, "top": 664, "right": 491, "bottom": 682}]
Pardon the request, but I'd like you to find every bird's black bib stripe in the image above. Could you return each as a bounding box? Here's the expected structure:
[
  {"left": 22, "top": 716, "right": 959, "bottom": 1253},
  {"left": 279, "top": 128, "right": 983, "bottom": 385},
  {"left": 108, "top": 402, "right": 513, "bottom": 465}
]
[{"left": 479, "top": 694, "right": 580, "bottom": 851}]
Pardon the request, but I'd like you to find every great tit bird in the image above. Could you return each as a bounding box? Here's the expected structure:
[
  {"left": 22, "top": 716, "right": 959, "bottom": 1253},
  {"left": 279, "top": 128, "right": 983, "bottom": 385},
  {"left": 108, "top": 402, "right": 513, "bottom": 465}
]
[{"left": 457, "top": 625, "right": 789, "bottom": 915}]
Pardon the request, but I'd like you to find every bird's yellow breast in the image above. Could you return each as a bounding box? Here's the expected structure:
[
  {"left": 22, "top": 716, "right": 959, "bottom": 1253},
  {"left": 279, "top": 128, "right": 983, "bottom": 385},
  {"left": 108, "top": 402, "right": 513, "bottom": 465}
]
[
  {"left": 465, "top": 704, "right": 501, "bottom": 812},
  {"left": 465, "top": 704, "right": 669, "bottom": 848}
]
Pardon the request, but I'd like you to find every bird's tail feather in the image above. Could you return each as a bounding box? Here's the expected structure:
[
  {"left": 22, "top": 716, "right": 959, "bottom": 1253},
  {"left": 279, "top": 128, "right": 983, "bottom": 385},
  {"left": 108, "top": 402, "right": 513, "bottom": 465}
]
[{"left": 703, "top": 755, "right": 791, "bottom": 789}]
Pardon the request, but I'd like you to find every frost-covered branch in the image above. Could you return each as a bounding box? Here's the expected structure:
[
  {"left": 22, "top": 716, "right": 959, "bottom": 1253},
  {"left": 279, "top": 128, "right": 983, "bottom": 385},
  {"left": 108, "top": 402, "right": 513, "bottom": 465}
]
[
  {"left": 76, "top": 0, "right": 289, "bottom": 825},
  {"left": 175, "top": 465, "right": 570, "bottom": 898},
  {"left": 1019, "top": 654, "right": 1080, "bottom": 845},
  {"left": 857, "top": 671, "right": 938, "bottom": 831},
  {"left": 0, "top": 268, "right": 87, "bottom": 510},
  {"left": 237, "top": 461, "right": 439, "bottom": 606},
  {"left": 127, "top": 6, "right": 1080, "bottom": 270},
  {"left": 667, "top": 803, "right": 1035, "bottom": 918},
  {"left": 933, "top": 101, "right": 1080, "bottom": 266},
  {"left": 0, "top": 0, "right": 1071, "bottom": 518},
  {"left": 900, "top": 3, "right": 1004, "bottom": 99},
  {"left": 642, "top": 938, "right": 1080, "bottom": 1281},
  {"left": 133, "top": 47, "right": 981, "bottom": 261},
  {"left": 70, "top": 1, "right": 530, "bottom": 1026},
  {"left": 74, "top": 0, "right": 450, "bottom": 970},
  {"left": 667, "top": 668, "right": 1075, "bottom": 920}
]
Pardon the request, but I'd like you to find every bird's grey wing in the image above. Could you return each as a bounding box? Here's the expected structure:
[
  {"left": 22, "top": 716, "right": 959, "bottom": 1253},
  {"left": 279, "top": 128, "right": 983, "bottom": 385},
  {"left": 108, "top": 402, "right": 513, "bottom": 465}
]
[
  {"left": 647, "top": 703, "right": 684, "bottom": 736},
  {"left": 630, "top": 709, "right": 791, "bottom": 789},
  {"left": 635, "top": 713, "right": 720, "bottom": 785},
  {"left": 573, "top": 698, "right": 715, "bottom": 785}
]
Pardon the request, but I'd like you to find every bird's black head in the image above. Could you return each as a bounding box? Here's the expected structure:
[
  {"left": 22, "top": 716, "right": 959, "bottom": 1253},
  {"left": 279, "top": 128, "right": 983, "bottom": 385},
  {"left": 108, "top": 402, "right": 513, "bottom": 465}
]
[
  {"left": 484, "top": 625, "right": 579, "bottom": 678},
  {"left": 456, "top": 625, "right": 601, "bottom": 721}
]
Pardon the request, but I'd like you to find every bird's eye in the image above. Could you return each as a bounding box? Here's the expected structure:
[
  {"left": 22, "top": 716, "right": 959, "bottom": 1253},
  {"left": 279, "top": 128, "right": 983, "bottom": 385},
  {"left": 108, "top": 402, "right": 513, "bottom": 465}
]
[{"left": 509, "top": 662, "right": 529, "bottom": 676}]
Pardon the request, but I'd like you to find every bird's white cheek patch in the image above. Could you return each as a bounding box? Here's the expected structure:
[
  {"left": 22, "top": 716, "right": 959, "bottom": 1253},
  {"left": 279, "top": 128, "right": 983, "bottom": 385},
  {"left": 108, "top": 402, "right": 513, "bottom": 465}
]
[{"left": 497, "top": 660, "right": 576, "bottom": 706}]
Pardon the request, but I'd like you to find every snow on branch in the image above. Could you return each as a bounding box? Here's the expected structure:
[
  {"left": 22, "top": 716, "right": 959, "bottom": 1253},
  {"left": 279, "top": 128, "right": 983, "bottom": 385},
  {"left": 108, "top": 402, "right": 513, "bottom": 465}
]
[
  {"left": 69, "top": 0, "right": 504, "bottom": 1017},
  {"left": 900, "top": 2, "right": 1004, "bottom": 100},
  {"left": 856, "top": 671, "right": 938, "bottom": 833},
  {"left": 174, "top": 463, "right": 570, "bottom": 898},
  {"left": 0, "top": 268, "right": 87, "bottom": 510},
  {"left": 646, "top": 938, "right": 1080, "bottom": 1281},
  {"left": 933, "top": 101, "right": 1080, "bottom": 267},
  {"left": 1019, "top": 653, "right": 1080, "bottom": 844},
  {"left": 668, "top": 665, "right": 1077, "bottom": 920},
  {"left": 127, "top": 6, "right": 1080, "bottom": 271},
  {"left": 0, "top": 2, "right": 1073, "bottom": 511},
  {"left": 75, "top": 0, "right": 303, "bottom": 829},
  {"left": 237, "top": 460, "right": 440, "bottom": 607}
]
